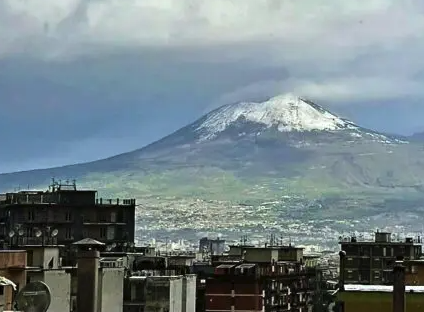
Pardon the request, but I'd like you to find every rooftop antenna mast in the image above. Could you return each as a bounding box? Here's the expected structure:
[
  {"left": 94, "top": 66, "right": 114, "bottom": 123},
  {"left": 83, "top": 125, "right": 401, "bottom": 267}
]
[
  {"left": 270, "top": 233, "right": 275, "bottom": 246},
  {"left": 240, "top": 235, "right": 248, "bottom": 246}
]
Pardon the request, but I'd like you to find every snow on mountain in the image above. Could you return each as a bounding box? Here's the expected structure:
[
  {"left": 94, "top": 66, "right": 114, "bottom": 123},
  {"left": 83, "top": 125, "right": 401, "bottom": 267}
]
[{"left": 195, "top": 93, "right": 357, "bottom": 141}]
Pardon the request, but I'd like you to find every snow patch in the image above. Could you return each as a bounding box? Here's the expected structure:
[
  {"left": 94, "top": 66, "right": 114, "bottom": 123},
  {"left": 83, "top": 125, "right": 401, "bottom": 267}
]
[{"left": 196, "top": 93, "right": 357, "bottom": 140}]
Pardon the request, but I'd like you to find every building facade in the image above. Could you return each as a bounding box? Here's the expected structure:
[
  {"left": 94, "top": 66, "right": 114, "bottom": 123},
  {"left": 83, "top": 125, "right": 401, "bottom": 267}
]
[
  {"left": 205, "top": 245, "right": 315, "bottom": 312},
  {"left": 339, "top": 231, "right": 422, "bottom": 285},
  {"left": 124, "top": 275, "right": 196, "bottom": 312},
  {"left": 0, "top": 181, "right": 136, "bottom": 253}
]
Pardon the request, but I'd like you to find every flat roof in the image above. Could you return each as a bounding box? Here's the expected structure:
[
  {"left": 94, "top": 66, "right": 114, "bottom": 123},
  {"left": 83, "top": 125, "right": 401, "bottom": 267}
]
[
  {"left": 339, "top": 241, "right": 418, "bottom": 245},
  {"left": 344, "top": 284, "right": 424, "bottom": 293},
  {"left": 236, "top": 263, "right": 256, "bottom": 269},
  {"left": 216, "top": 264, "right": 237, "bottom": 269},
  {"left": 129, "top": 275, "right": 183, "bottom": 280}
]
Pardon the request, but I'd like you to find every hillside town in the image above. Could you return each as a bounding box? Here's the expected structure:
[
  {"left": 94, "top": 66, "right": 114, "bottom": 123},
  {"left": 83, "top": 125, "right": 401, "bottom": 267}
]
[{"left": 0, "top": 182, "right": 422, "bottom": 312}]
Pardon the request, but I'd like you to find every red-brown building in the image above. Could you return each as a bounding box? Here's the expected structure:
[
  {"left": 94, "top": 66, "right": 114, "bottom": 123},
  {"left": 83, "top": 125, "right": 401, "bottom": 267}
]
[
  {"left": 205, "top": 245, "right": 315, "bottom": 312},
  {"left": 0, "top": 250, "right": 27, "bottom": 310},
  {"left": 206, "top": 263, "right": 263, "bottom": 312}
]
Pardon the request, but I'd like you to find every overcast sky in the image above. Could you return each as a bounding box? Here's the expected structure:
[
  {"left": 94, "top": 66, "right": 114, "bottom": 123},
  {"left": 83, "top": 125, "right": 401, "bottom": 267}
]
[{"left": 1, "top": 0, "right": 424, "bottom": 173}]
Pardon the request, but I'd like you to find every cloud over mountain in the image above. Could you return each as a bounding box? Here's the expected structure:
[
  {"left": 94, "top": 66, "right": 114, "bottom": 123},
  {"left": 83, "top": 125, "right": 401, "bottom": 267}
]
[{"left": 1, "top": 1, "right": 424, "bottom": 171}]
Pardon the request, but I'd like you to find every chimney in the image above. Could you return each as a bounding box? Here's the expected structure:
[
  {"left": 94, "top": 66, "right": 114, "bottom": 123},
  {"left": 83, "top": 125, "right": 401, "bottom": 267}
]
[
  {"left": 74, "top": 239, "right": 105, "bottom": 312},
  {"left": 393, "top": 261, "right": 405, "bottom": 312},
  {"left": 338, "top": 250, "right": 346, "bottom": 291}
]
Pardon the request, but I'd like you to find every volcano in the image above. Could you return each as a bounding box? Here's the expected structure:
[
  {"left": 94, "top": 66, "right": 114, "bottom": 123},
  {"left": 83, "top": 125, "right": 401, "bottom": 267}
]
[{"left": 0, "top": 94, "right": 422, "bottom": 200}]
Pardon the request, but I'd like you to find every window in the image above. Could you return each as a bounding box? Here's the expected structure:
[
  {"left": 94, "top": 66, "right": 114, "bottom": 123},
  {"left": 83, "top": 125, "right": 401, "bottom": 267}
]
[
  {"left": 110, "top": 212, "right": 116, "bottom": 223},
  {"left": 27, "top": 250, "right": 34, "bottom": 266},
  {"left": 28, "top": 209, "right": 35, "bottom": 221},
  {"left": 65, "top": 211, "right": 72, "bottom": 221},
  {"left": 66, "top": 228, "right": 73, "bottom": 239},
  {"left": 107, "top": 226, "right": 115, "bottom": 240},
  {"left": 99, "top": 212, "right": 107, "bottom": 222},
  {"left": 100, "top": 227, "right": 107, "bottom": 238}
]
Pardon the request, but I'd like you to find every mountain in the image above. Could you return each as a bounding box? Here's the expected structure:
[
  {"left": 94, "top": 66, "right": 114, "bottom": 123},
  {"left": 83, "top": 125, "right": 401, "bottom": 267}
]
[
  {"left": 410, "top": 131, "right": 424, "bottom": 141},
  {"left": 1, "top": 94, "right": 424, "bottom": 219}
]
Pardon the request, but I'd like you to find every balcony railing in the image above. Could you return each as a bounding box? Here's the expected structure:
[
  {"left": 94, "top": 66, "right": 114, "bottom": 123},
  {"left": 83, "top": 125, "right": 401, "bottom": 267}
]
[{"left": 96, "top": 198, "right": 136, "bottom": 205}]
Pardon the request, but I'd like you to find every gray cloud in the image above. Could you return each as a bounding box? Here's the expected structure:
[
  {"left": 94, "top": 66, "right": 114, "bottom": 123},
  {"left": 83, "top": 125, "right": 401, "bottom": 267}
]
[
  {"left": 1, "top": 1, "right": 424, "bottom": 171},
  {"left": 1, "top": 0, "right": 424, "bottom": 104}
]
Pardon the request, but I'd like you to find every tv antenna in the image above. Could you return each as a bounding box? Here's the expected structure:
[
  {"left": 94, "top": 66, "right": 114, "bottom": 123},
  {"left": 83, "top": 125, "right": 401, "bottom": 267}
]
[{"left": 240, "top": 235, "right": 248, "bottom": 246}]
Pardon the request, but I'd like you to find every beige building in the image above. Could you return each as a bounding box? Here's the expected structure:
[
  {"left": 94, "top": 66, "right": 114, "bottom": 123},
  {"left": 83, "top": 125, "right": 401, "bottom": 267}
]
[
  {"left": 0, "top": 246, "right": 126, "bottom": 312},
  {"left": 124, "top": 275, "right": 197, "bottom": 312}
]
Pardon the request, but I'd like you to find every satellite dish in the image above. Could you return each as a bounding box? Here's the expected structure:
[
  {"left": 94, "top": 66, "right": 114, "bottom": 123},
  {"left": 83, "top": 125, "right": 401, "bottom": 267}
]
[
  {"left": 18, "top": 229, "right": 25, "bottom": 236},
  {"left": 8, "top": 230, "right": 15, "bottom": 238},
  {"left": 14, "top": 281, "right": 51, "bottom": 312},
  {"left": 111, "top": 243, "right": 116, "bottom": 248},
  {"left": 50, "top": 229, "right": 58, "bottom": 237},
  {"left": 35, "top": 230, "right": 42, "bottom": 238}
]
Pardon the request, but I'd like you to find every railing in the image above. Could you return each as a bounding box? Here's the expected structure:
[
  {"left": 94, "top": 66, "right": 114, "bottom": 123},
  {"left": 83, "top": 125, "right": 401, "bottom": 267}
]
[{"left": 96, "top": 198, "right": 136, "bottom": 205}]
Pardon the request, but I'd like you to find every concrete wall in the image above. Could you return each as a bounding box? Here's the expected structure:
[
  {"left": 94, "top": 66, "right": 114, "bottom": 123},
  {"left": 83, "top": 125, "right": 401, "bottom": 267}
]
[
  {"left": 99, "top": 267, "right": 124, "bottom": 312},
  {"left": 43, "top": 270, "right": 71, "bottom": 312},
  {"left": 43, "top": 247, "right": 60, "bottom": 269},
  {"left": 169, "top": 277, "right": 183, "bottom": 312},
  {"left": 184, "top": 275, "right": 196, "bottom": 312},
  {"left": 29, "top": 247, "right": 60, "bottom": 269},
  {"left": 245, "top": 248, "right": 273, "bottom": 263}
]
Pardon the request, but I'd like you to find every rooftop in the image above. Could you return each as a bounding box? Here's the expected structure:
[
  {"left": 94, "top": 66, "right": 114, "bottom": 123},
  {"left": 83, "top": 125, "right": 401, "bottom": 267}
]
[
  {"left": 1, "top": 182, "right": 135, "bottom": 206},
  {"left": 339, "top": 231, "right": 422, "bottom": 245},
  {"left": 344, "top": 284, "right": 424, "bottom": 293}
]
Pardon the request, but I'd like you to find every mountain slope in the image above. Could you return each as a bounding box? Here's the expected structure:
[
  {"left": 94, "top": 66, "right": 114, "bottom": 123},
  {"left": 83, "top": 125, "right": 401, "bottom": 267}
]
[
  {"left": 0, "top": 94, "right": 423, "bottom": 202},
  {"left": 410, "top": 131, "right": 424, "bottom": 141}
]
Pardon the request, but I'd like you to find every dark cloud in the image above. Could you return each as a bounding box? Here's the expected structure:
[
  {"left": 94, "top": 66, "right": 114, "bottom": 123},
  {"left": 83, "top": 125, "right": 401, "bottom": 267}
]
[{"left": 0, "top": 50, "right": 290, "bottom": 172}]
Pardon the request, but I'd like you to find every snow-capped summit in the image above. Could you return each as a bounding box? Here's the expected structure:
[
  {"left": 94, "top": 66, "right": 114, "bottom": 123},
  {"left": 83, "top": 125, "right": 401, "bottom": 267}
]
[{"left": 195, "top": 93, "right": 357, "bottom": 140}]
